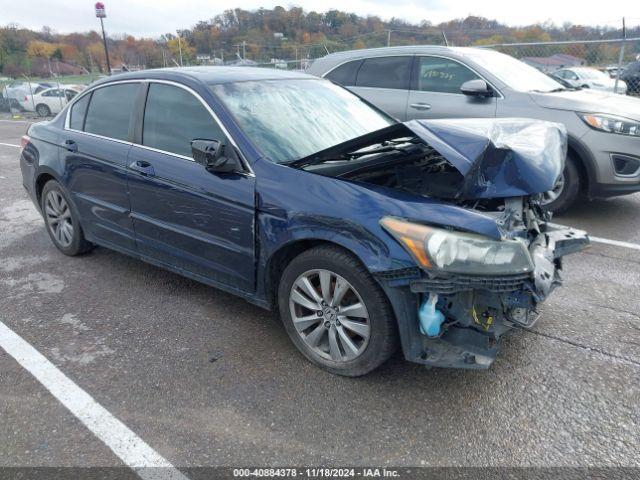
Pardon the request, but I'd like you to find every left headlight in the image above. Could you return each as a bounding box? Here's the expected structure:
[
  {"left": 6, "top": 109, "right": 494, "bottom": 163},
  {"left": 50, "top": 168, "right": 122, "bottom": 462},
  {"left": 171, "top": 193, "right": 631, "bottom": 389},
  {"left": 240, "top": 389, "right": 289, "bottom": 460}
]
[
  {"left": 380, "top": 217, "right": 533, "bottom": 275},
  {"left": 579, "top": 113, "right": 640, "bottom": 137}
]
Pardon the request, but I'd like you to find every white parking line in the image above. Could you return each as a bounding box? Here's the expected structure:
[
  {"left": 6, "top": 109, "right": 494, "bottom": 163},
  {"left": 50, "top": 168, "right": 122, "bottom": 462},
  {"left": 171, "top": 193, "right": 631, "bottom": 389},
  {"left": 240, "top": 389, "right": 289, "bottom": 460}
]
[
  {"left": 0, "top": 142, "right": 20, "bottom": 148},
  {"left": 0, "top": 119, "right": 34, "bottom": 124},
  {"left": 0, "top": 320, "right": 189, "bottom": 480},
  {"left": 549, "top": 222, "right": 640, "bottom": 251}
]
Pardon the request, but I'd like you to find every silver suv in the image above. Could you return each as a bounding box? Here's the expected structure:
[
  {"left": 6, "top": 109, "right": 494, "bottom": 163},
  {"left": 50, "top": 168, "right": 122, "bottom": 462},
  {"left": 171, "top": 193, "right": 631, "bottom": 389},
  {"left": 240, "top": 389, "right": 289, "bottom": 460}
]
[{"left": 307, "top": 46, "right": 640, "bottom": 212}]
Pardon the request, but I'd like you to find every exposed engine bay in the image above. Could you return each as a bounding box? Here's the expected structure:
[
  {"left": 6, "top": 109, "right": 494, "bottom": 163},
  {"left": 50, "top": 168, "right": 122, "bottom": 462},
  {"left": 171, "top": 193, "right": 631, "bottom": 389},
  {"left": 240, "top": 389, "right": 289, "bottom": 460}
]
[{"left": 294, "top": 118, "right": 590, "bottom": 369}]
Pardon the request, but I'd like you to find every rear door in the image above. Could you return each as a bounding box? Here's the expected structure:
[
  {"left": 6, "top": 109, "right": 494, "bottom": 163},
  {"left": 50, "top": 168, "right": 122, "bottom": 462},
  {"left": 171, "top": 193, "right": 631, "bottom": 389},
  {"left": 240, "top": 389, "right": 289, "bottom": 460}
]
[
  {"left": 126, "top": 82, "right": 256, "bottom": 292},
  {"left": 62, "top": 82, "right": 140, "bottom": 251},
  {"left": 406, "top": 55, "right": 497, "bottom": 120},
  {"left": 347, "top": 56, "right": 413, "bottom": 121}
]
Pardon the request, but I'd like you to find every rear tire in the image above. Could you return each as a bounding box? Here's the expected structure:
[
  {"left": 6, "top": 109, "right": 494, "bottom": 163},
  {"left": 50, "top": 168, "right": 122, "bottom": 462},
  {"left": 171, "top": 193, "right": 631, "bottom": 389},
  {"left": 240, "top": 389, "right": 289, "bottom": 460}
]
[
  {"left": 36, "top": 104, "right": 51, "bottom": 117},
  {"left": 41, "top": 180, "right": 94, "bottom": 256},
  {"left": 278, "top": 245, "right": 398, "bottom": 376},
  {"left": 542, "top": 155, "right": 581, "bottom": 214}
]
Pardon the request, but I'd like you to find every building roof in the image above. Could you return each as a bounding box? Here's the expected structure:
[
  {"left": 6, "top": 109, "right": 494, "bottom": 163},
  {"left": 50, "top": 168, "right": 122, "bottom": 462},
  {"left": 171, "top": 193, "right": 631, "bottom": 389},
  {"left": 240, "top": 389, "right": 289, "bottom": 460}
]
[{"left": 522, "top": 54, "right": 584, "bottom": 67}]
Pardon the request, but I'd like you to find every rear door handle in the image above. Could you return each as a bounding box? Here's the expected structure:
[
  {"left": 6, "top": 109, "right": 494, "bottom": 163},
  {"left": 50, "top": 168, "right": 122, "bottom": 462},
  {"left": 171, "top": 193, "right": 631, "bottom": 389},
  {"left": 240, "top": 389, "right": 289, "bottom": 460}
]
[
  {"left": 410, "top": 103, "right": 432, "bottom": 111},
  {"left": 63, "top": 139, "right": 77, "bottom": 152},
  {"left": 128, "top": 160, "right": 155, "bottom": 177}
]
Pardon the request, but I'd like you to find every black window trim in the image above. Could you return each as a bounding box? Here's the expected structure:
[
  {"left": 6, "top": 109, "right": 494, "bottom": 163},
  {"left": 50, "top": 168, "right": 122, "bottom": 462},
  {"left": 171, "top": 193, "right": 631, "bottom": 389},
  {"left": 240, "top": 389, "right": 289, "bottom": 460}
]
[
  {"left": 323, "top": 55, "right": 414, "bottom": 91},
  {"left": 64, "top": 79, "right": 253, "bottom": 176},
  {"left": 411, "top": 54, "right": 503, "bottom": 98},
  {"left": 323, "top": 58, "right": 363, "bottom": 87}
]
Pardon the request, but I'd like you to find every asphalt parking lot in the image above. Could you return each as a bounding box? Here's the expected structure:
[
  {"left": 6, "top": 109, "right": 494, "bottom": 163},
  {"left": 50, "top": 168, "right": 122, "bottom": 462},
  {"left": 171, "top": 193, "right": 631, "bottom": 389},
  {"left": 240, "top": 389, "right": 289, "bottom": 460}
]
[{"left": 1, "top": 119, "right": 639, "bottom": 473}]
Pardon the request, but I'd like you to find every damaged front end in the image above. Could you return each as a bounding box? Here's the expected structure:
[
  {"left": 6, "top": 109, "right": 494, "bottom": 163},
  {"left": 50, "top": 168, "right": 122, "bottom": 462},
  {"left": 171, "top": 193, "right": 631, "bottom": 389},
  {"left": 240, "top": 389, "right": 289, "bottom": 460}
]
[
  {"left": 377, "top": 205, "right": 588, "bottom": 369},
  {"left": 297, "top": 117, "right": 590, "bottom": 369}
]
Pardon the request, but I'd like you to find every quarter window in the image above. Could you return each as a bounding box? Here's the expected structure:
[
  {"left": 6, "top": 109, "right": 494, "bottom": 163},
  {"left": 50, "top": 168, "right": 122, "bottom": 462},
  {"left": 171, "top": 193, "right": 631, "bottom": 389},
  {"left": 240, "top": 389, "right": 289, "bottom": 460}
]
[
  {"left": 84, "top": 84, "right": 139, "bottom": 141},
  {"left": 355, "top": 56, "right": 412, "bottom": 90},
  {"left": 69, "top": 93, "right": 91, "bottom": 131},
  {"left": 416, "top": 57, "right": 480, "bottom": 94},
  {"left": 142, "top": 83, "right": 225, "bottom": 157},
  {"left": 325, "top": 60, "right": 362, "bottom": 86}
]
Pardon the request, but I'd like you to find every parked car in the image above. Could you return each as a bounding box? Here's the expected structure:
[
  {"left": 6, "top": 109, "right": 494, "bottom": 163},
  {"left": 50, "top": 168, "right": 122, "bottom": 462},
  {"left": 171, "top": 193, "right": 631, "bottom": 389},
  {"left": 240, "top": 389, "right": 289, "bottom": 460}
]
[
  {"left": 2, "top": 81, "right": 65, "bottom": 112},
  {"left": 20, "top": 68, "right": 588, "bottom": 375},
  {"left": 551, "top": 67, "right": 627, "bottom": 94},
  {"left": 19, "top": 85, "right": 84, "bottom": 116},
  {"left": 604, "top": 65, "right": 623, "bottom": 78},
  {"left": 620, "top": 61, "right": 640, "bottom": 96},
  {"left": 307, "top": 46, "right": 640, "bottom": 213}
]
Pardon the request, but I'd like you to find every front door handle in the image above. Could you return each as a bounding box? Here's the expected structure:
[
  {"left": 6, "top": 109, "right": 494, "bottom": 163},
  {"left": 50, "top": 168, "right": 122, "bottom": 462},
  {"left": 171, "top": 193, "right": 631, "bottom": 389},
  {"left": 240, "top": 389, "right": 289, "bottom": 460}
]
[
  {"left": 63, "top": 139, "right": 77, "bottom": 152},
  {"left": 410, "top": 103, "right": 432, "bottom": 111},
  {"left": 128, "top": 160, "right": 155, "bottom": 177}
]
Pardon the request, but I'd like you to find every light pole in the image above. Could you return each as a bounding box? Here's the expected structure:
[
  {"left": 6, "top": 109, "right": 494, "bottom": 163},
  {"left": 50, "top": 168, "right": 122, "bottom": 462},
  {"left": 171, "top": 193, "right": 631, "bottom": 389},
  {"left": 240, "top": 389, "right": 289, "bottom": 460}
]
[
  {"left": 95, "top": 2, "right": 111, "bottom": 75},
  {"left": 177, "top": 31, "right": 184, "bottom": 66}
]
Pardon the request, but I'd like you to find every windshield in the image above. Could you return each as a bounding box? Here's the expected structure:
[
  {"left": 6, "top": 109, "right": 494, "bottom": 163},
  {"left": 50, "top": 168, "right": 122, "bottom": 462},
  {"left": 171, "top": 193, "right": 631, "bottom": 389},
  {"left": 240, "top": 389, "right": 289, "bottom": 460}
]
[
  {"left": 210, "top": 79, "right": 394, "bottom": 163},
  {"left": 463, "top": 49, "right": 565, "bottom": 93}
]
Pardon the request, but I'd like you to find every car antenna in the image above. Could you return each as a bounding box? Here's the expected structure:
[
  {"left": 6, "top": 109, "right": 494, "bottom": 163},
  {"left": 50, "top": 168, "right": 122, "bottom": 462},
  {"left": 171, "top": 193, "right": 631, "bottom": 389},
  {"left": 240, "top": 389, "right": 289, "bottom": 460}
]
[{"left": 442, "top": 30, "right": 449, "bottom": 47}]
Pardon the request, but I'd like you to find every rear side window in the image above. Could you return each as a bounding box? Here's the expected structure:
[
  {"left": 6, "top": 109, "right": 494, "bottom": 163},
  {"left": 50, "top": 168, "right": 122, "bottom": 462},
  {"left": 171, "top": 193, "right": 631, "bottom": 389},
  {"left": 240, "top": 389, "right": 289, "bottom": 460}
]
[
  {"left": 416, "top": 56, "right": 480, "bottom": 94},
  {"left": 325, "top": 60, "right": 362, "bottom": 86},
  {"left": 84, "top": 84, "right": 139, "bottom": 141},
  {"left": 69, "top": 93, "right": 91, "bottom": 131},
  {"left": 142, "top": 83, "right": 225, "bottom": 157},
  {"left": 356, "top": 56, "right": 412, "bottom": 90}
]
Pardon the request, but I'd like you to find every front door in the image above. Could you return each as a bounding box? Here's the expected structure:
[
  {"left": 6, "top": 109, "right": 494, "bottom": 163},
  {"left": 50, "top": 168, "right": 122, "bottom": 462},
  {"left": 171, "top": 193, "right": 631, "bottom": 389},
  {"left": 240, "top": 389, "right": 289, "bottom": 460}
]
[
  {"left": 405, "top": 56, "right": 497, "bottom": 120},
  {"left": 126, "top": 82, "right": 256, "bottom": 292}
]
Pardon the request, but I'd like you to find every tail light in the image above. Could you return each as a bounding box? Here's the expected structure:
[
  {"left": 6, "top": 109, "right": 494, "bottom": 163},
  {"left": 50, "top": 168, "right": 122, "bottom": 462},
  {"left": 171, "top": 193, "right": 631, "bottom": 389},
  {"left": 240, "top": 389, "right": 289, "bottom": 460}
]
[
  {"left": 23, "top": 95, "right": 28, "bottom": 102},
  {"left": 20, "top": 135, "right": 30, "bottom": 150}
]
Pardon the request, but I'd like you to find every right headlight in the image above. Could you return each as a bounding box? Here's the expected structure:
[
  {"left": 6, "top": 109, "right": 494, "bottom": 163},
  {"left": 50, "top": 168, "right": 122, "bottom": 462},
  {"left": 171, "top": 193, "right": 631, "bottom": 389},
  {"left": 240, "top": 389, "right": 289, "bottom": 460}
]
[
  {"left": 380, "top": 217, "right": 533, "bottom": 275},
  {"left": 579, "top": 113, "right": 640, "bottom": 137}
]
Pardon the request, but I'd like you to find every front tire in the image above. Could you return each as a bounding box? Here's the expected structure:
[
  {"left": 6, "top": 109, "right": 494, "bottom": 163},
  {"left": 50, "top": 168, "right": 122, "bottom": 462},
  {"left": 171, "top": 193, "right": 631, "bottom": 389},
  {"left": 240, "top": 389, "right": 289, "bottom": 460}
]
[
  {"left": 41, "top": 180, "right": 93, "bottom": 256},
  {"left": 278, "top": 245, "right": 398, "bottom": 376},
  {"left": 541, "top": 155, "right": 581, "bottom": 214}
]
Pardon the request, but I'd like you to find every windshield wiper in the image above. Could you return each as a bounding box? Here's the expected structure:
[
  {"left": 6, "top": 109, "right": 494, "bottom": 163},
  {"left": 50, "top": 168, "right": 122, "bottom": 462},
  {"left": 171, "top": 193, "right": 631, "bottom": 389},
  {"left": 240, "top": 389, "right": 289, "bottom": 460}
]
[{"left": 287, "top": 137, "right": 416, "bottom": 168}]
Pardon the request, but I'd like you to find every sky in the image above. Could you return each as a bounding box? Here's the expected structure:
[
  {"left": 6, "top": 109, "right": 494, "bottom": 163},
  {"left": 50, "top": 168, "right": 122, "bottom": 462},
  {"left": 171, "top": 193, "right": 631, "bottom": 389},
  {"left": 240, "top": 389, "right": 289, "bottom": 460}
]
[{"left": 0, "top": 0, "right": 633, "bottom": 37}]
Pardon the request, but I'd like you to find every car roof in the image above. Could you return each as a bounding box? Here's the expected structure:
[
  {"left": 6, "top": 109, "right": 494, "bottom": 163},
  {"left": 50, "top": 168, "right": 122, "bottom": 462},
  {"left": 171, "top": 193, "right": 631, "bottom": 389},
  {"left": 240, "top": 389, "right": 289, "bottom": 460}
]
[
  {"left": 313, "top": 45, "right": 477, "bottom": 61},
  {"left": 92, "top": 66, "right": 315, "bottom": 87}
]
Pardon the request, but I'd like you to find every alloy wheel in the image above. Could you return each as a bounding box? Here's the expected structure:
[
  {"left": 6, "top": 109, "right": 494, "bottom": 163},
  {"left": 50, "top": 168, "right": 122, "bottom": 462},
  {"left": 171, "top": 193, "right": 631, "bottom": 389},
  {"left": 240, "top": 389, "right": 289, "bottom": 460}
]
[
  {"left": 44, "top": 190, "right": 74, "bottom": 248},
  {"left": 289, "top": 269, "right": 371, "bottom": 362},
  {"left": 541, "top": 172, "right": 565, "bottom": 205}
]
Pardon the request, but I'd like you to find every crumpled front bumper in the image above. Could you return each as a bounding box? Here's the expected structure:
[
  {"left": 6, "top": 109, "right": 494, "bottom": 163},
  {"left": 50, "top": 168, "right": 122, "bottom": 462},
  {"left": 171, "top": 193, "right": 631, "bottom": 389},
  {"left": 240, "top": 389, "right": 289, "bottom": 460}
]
[{"left": 375, "top": 225, "right": 590, "bottom": 369}]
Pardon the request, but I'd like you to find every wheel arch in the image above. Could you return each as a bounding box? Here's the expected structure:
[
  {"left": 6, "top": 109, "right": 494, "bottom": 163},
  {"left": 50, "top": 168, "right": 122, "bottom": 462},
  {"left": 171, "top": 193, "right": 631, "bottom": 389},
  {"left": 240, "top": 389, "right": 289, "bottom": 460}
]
[
  {"left": 264, "top": 239, "right": 362, "bottom": 310},
  {"left": 566, "top": 135, "right": 597, "bottom": 196},
  {"left": 34, "top": 168, "right": 63, "bottom": 208}
]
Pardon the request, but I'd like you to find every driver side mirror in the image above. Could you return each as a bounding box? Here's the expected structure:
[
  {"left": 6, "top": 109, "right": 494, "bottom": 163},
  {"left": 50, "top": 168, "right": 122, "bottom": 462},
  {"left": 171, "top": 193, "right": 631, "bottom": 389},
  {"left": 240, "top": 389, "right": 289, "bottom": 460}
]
[
  {"left": 191, "top": 139, "right": 241, "bottom": 173},
  {"left": 460, "top": 79, "right": 494, "bottom": 98}
]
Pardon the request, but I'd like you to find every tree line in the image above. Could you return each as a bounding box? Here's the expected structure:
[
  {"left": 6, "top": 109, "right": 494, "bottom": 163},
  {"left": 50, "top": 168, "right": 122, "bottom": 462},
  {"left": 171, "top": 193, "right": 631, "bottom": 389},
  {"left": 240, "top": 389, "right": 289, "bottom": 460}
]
[{"left": 0, "top": 6, "right": 636, "bottom": 78}]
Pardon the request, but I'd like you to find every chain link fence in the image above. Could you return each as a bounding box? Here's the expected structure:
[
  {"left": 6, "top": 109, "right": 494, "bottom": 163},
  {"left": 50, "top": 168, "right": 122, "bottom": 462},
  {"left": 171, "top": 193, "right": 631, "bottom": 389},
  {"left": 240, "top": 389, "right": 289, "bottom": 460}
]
[
  {"left": 0, "top": 73, "right": 97, "bottom": 117},
  {"left": 3, "top": 36, "right": 639, "bottom": 118}
]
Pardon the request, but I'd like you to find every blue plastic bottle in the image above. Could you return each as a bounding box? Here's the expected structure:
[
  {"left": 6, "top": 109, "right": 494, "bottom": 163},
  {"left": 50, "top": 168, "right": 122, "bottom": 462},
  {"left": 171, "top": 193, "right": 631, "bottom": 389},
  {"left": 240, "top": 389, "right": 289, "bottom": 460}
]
[{"left": 418, "top": 293, "right": 445, "bottom": 337}]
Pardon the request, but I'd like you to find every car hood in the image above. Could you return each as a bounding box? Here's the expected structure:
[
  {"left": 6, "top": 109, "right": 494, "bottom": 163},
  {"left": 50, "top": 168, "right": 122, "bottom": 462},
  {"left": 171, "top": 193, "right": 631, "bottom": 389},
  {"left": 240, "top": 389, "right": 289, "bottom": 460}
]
[
  {"left": 530, "top": 89, "right": 640, "bottom": 120},
  {"left": 295, "top": 118, "right": 566, "bottom": 199},
  {"left": 401, "top": 118, "right": 566, "bottom": 199}
]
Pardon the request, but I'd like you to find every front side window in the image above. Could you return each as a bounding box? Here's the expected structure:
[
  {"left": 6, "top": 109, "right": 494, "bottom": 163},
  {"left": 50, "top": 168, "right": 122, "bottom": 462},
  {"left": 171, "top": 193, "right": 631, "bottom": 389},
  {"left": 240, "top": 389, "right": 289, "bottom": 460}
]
[
  {"left": 69, "top": 93, "right": 91, "bottom": 131},
  {"left": 416, "top": 56, "right": 480, "bottom": 94},
  {"left": 143, "top": 83, "right": 225, "bottom": 157},
  {"left": 211, "top": 79, "right": 393, "bottom": 163},
  {"left": 84, "top": 83, "right": 139, "bottom": 141},
  {"left": 356, "top": 56, "right": 412, "bottom": 90}
]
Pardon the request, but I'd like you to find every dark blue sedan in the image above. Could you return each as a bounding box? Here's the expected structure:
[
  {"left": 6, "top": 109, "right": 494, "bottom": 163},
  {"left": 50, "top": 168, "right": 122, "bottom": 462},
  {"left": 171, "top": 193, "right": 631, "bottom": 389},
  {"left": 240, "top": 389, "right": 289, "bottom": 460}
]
[{"left": 19, "top": 67, "right": 588, "bottom": 375}]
